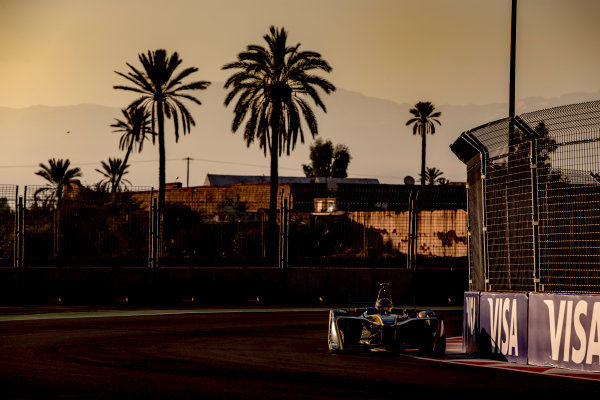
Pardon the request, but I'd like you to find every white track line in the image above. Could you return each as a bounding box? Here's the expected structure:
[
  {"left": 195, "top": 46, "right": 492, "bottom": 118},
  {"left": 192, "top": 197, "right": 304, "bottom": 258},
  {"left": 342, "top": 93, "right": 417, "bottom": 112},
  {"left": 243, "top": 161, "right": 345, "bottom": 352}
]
[
  {"left": 417, "top": 337, "right": 600, "bottom": 382},
  {"left": 0, "top": 308, "right": 329, "bottom": 322}
]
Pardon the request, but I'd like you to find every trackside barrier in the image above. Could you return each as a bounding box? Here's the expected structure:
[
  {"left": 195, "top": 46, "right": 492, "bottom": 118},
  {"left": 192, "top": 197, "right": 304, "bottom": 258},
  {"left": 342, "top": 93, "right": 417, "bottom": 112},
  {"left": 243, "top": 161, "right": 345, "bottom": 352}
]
[{"left": 463, "top": 291, "right": 600, "bottom": 372}]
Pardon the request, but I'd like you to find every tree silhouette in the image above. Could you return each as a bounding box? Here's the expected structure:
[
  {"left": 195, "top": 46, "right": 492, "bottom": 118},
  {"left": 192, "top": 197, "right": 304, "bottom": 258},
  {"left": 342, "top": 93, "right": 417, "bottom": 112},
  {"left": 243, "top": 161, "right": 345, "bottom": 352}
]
[
  {"left": 532, "top": 121, "right": 559, "bottom": 183},
  {"left": 223, "top": 26, "right": 335, "bottom": 240},
  {"left": 114, "top": 49, "right": 210, "bottom": 215},
  {"left": 332, "top": 144, "right": 351, "bottom": 178},
  {"left": 302, "top": 138, "right": 351, "bottom": 178},
  {"left": 419, "top": 167, "right": 446, "bottom": 185},
  {"left": 111, "top": 106, "right": 153, "bottom": 190},
  {"left": 35, "top": 158, "right": 82, "bottom": 258},
  {"left": 95, "top": 157, "right": 131, "bottom": 193},
  {"left": 511, "top": 120, "right": 559, "bottom": 183},
  {"left": 34, "top": 158, "right": 82, "bottom": 209},
  {"left": 406, "top": 101, "right": 442, "bottom": 185}
]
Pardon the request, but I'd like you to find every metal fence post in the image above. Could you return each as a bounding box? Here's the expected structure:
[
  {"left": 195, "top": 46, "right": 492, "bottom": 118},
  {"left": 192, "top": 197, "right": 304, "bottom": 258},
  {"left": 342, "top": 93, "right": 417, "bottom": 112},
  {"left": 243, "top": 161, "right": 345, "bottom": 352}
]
[
  {"left": 13, "top": 187, "right": 17, "bottom": 268},
  {"left": 408, "top": 189, "right": 417, "bottom": 270},
  {"left": 13, "top": 186, "right": 22, "bottom": 268},
  {"left": 480, "top": 151, "right": 489, "bottom": 292},
  {"left": 148, "top": 194, "right": 157, "bottom": 269},
  {"left": 16, "top": 187, "right": 27, "bottom": 268},
  {"left": 530, "top": 137, "right": 541, "bottom": 292},
  {"left": 407, "top": 190, "right": 412, "bottom": 270},
  {"left": 16, "top": 196, "right": 23, "bottom": 268},
  {"left": 279, "top": 194, "right": 289, "bottom": 270},
  {"left": 465, "top": 182, "right": 471, "bottom": 288},
  {"left": 363, "top": 212, "right": 368, "bottom": 258}
]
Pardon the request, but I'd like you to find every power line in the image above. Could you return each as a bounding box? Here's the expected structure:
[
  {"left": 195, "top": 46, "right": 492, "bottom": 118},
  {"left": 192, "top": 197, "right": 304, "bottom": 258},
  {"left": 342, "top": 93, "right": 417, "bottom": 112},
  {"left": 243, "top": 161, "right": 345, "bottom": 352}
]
[
  {"left": 0, "top": 157, "right": 271, "bottom": 169},
  {"left": 0, "top": 157, "right": 407, "bottom": 181}
]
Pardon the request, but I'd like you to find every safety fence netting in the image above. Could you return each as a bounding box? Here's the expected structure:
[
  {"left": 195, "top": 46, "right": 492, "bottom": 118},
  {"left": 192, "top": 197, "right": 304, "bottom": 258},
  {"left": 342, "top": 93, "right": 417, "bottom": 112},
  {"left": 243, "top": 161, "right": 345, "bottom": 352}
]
[
  {"left": 452, "top": 100, "right": 600, "bottom": 293},
  {"left": 0, "top": 181, "right": 467, "bottom": 269}
]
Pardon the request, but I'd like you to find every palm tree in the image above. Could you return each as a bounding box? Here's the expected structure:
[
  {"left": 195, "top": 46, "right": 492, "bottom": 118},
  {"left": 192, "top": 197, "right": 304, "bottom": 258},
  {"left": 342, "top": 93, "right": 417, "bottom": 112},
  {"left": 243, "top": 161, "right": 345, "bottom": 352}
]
[
  {"left": 34, "top": 158, "right": 82, "bottom": 209},
  {"left": 110, "top": 106, "right": 153, "bottom": 190},
  {"left": 222, "top": 26, "right": 335, "bottom": 227},
  {"left": 406, "top": 101, "right": 442, "bottom": 185},
  {"left": 95, "top": 157, "right": 131, "bottom": 193},
  {"left": 114, "top": 49, "right": 210, "bottom": 214},
  {"left": 35, "top": 158, "right": 82, "bottom": 258},
  {"left": 420, "top": 167, "right": 445, "bottom": 185}
]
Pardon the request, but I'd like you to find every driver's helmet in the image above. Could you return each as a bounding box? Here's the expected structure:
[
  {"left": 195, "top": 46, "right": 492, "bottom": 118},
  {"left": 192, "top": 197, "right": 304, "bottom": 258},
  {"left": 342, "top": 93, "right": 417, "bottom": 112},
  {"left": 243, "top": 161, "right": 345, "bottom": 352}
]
[
  {"left": 376, "top": 297, "right": 393, "bottom": 314},
  {"left": 375, "top": 283, "right": 393, "bottom": 314}
]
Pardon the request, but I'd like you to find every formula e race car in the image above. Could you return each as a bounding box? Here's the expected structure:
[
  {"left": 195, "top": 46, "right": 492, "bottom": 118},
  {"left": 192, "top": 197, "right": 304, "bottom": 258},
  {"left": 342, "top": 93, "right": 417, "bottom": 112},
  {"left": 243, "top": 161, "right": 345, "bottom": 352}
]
[{"left": 328, "top": 283, "right": 446, "bottom": 354}]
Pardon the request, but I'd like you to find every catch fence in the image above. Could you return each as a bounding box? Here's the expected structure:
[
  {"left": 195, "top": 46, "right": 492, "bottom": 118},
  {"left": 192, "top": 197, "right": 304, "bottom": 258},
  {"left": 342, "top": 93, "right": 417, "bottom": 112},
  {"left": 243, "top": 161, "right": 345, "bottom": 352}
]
[
  {"left": 0, "top": 182, "right": 467, "bottom": 269},
  {"left": 451, "top": 100, "right": 600, "bottom": 293}
]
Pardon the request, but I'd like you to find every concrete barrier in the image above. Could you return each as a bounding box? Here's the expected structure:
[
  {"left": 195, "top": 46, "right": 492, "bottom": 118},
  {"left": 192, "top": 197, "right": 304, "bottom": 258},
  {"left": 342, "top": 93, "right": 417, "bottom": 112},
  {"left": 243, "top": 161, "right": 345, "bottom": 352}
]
[{"left": 0, "top": 267, "right": 467, "bottom": 306}]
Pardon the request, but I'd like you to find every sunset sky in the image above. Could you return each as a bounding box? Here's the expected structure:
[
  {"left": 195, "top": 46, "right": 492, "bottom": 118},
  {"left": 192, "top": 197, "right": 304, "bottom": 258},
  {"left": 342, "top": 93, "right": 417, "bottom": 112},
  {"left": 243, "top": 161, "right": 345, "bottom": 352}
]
[
  {"left": 3, "top": 0, "right": 599, "bottom": 109},
  {"left": 1, "top": 0, "right": 600, "bottom": 186}
]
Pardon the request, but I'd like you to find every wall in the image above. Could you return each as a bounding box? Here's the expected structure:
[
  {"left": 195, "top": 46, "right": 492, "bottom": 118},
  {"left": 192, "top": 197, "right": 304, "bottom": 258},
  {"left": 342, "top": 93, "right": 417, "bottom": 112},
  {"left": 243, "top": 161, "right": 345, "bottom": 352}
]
[
  {"left": 347, "top": 209, "right": 468, "bottom": 257},
  {"left": 0, "top": 267, "right": 467, "bottom": 307},
  {"left": 128, "top": 182, "right": 291, "bottom": 214}
]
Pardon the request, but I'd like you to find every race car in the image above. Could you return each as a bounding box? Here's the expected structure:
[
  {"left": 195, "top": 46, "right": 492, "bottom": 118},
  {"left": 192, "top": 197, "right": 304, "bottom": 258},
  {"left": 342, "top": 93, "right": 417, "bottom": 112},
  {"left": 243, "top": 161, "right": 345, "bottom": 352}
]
[{"left": 328, "top": 283, "right": 446, "bottom": 354}]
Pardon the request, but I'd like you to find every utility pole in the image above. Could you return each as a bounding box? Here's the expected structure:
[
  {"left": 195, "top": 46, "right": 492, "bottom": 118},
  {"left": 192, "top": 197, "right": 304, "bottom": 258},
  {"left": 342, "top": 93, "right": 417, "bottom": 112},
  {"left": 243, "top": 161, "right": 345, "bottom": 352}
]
[
  {"left": 509, "top": 0, "right": 517, "bottom": 153},
  {"left": 509, "top": 0, "right": 517, "bottom": 122},
  {"left": 183, "top": 157, "right": 193, "bottom": 188}
]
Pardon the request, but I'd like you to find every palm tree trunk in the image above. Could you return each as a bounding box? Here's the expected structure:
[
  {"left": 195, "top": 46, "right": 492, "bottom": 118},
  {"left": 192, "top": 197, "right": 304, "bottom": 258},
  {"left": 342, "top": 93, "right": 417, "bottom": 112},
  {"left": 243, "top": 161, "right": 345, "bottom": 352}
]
[
  {"left": 269, "top": 131, "right": 279, "bottom": 216},
  {"left": 54, "top": 185, "right": 63, "bottom": 259},
  {"left": 268, "top": 104, "right": 281, "bottom": 260},
  {"left": 53, "top": 209, "right": 59, "bottom": 259},
  {"left": 113, "top": 140, "right": 134, "bottom": 193},
  {"left": 157, "top": 101, "right": 166, "bottom": 260},
  {"left": 420, "top": 125, "right": 426, "bottom": 185}
]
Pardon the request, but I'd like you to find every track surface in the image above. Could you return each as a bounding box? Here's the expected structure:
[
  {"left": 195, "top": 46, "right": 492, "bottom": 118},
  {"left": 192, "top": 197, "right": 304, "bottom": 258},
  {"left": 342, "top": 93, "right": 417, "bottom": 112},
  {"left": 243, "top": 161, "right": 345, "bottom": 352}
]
[{"left": 0, "top": 308, "right": 598, "bottom": 399}]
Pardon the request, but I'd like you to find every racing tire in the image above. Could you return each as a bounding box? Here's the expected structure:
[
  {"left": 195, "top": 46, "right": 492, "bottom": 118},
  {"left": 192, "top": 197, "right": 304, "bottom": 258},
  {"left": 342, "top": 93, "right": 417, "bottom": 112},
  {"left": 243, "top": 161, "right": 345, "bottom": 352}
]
[
  {"left": 419, "top": 318, "right": 446, "bottom": 355},
  {"left": 433, "top": 329, "right": 446, "bottom": 355}
]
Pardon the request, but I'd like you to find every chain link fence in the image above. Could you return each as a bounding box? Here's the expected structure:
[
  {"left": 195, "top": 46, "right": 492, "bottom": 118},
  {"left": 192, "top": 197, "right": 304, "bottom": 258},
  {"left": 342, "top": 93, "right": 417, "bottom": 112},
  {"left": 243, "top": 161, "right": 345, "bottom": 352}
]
[
  {"left": 0, "top": 185, "right": 18, "bottom": 266},
  {"left": 287, "top": 184, "right": 467, "bottom": 268},
  {"left": 0, "top": 181, "right": 467, "bottom": 269},
  {"left": 19, "top": 185, "right": 152, "bottom": 266},
  {"left": 452, "top": 100, "right": 600, "bottom": 293},
  {"left": 159, "top": 185, "right": 269, "bottom": 267}
]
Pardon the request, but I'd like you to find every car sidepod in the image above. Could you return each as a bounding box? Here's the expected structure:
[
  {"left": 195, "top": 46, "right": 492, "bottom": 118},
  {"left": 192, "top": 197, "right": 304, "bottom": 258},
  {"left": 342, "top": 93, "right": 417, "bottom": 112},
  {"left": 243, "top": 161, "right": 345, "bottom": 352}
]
[{"left": 328, "top": 309, "right": 342, "bottom": 352}]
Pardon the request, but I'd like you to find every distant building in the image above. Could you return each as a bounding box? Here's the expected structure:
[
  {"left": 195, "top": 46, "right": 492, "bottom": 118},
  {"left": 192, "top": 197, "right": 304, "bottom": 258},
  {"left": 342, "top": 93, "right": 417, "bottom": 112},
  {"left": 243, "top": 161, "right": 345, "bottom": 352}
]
[
  {"left": 121, "top": 176, "right": 467, "bottom": 259},
  {"left": 203, "top": 173, "right": 379, "bottom": 186},
  {"left": 126, "top": 174, "right": 379, "bottom": 215},
  {"left": 57, "top": 175, "right": 467, "bottom": 262}
]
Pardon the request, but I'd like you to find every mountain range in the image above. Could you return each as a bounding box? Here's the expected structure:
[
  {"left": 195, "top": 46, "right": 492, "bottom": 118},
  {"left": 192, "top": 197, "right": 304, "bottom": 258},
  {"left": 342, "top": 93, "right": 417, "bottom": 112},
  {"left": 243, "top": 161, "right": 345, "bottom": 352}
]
[{"left": 1, "top": 85, "right": 599, "bottom": 189}]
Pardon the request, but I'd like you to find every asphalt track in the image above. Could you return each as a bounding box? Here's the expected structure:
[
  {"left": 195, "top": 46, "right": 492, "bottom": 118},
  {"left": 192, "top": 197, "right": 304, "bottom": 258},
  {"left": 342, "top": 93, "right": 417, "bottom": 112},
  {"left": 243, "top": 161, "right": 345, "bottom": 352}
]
[{"left": 0, "top": 308, "right": 598, "bottom": 399}]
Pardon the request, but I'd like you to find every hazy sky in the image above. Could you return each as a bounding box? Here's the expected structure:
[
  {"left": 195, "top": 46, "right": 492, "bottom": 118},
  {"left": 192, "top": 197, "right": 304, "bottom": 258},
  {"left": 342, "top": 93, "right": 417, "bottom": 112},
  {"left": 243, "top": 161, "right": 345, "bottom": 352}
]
[
  {"left": 2, "top": 0, "right": 600, "bottom": 109},
  {"left": 1, "top": 0, "right": 600, "bottom": 187}
]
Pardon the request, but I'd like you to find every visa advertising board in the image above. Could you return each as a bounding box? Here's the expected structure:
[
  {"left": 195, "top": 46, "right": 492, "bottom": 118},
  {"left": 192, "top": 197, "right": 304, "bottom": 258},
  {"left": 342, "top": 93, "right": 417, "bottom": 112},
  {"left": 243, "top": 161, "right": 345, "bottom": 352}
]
[
  {"left": 478, "top": 292, "right": 528, "bottom": 363},
  {"left": 463, "top": 291, "right": 480, "bottom": 354},
  {"left": 529, "top": 293, "right": 600, "bottom": 372}
]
